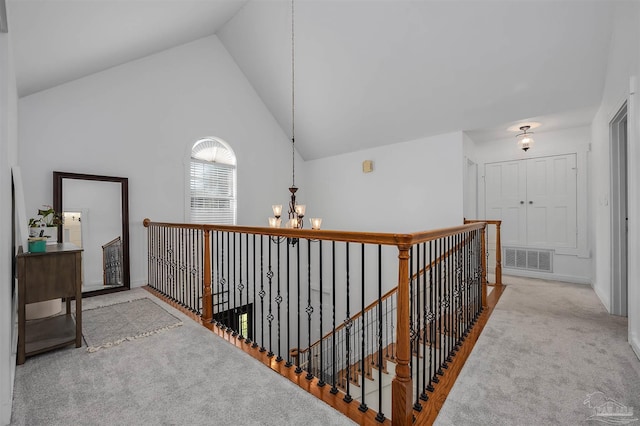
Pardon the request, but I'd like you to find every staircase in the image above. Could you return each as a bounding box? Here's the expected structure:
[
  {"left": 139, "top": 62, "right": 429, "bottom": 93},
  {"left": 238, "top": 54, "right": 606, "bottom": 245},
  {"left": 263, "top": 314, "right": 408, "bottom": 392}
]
[{"left": 144, "top": 218, "right": 502, "bottom": 425}]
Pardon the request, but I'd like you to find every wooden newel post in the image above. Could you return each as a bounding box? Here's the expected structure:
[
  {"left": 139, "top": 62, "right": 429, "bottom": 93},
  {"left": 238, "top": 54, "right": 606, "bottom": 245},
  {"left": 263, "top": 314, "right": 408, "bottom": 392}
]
[
  {"left": 202, "top": 229, "right": 213, "bottom": 323},
  {"left": 495, "top": 221, "right": 502, "bottom": 287},
  {"left": 392, "top": 245, "right": 413, "bottom": 426},
  {"left": 481, "top": 225, "right": 487, "bottom": 308}
]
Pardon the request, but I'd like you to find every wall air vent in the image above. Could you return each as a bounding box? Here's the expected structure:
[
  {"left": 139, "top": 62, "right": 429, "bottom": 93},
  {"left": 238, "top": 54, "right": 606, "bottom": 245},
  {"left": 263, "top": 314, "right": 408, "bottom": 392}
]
[{"left": 504, "top": 247, "right": 553, "bottom": 272}]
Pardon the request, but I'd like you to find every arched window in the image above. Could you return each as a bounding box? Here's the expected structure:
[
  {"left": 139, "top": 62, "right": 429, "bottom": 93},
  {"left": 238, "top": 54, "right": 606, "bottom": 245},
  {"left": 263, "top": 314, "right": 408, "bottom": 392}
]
[{"left": 189, "top": 137, "right": 237, "bottom": 224}]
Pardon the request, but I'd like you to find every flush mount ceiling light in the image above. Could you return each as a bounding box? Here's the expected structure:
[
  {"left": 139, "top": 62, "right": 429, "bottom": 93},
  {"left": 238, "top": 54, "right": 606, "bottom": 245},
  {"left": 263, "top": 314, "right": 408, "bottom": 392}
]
[{"left": 516, "top": 125, "right": 535, "bottom": 152}]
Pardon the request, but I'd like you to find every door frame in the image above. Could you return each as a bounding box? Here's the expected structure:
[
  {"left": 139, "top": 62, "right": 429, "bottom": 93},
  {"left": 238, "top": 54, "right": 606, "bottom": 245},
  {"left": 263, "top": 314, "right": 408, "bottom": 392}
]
[{"left": 610, "top": 102, "right": 628, "bottom": 317}]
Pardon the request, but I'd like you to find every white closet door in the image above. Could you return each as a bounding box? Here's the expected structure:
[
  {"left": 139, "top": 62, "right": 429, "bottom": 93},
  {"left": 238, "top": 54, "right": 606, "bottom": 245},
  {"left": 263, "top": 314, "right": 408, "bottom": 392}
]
[
  {"left": 526, "top": 154, "right": 577, "bottom": 248},
  {"left": 484, "top": 161, "right": 527, "bottom": 246},
  {"left": 485, "top": 154, "right": 577, "bottom": 249}
]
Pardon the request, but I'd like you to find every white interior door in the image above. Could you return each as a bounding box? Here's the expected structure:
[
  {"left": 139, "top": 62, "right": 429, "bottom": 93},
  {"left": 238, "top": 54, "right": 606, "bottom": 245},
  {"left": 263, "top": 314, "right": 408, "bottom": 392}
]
[
  {"left": 526, "top": 155, "right": 577, "bottom": 248},
  {"left": 485, "top": 161, "right": 527, "bottom": 246},
  {"left": 485, "top": 154, "right": 577, "bottom": 249}
]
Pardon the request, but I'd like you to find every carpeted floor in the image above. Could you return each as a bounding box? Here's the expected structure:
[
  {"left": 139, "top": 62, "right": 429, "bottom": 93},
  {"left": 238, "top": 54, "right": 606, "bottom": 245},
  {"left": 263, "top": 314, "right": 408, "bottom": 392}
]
[
  {"left": 435, "top": 276, "right": 640, "bottom": 425},
  {"left": 10, "top": 289, "right": 355, "bottom": 426},
  {"left": 10, "top": 277, "right": 640, "bottom": 425}
]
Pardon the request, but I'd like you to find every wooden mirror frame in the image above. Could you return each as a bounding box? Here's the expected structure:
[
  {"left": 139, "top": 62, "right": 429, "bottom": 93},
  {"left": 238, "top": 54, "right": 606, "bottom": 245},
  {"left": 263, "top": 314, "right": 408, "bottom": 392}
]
[{"left": 53, "top": 171, "right": 130, "bottom": 296}]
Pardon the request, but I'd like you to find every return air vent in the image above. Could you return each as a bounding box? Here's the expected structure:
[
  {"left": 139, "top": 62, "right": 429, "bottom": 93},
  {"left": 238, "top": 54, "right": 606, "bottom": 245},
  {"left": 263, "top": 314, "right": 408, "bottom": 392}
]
[{"left": 504, "top": 247, "right": 553, "bottom": 272}]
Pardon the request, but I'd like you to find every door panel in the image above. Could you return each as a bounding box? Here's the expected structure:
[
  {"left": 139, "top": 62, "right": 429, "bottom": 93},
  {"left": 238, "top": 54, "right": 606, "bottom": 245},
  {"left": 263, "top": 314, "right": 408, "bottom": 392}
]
[
  {"left": 486, "top": 154, "right": 577, "bottom": 249},
  {"left": 485, "top": 161, "right": 527, "bottom": 246}
]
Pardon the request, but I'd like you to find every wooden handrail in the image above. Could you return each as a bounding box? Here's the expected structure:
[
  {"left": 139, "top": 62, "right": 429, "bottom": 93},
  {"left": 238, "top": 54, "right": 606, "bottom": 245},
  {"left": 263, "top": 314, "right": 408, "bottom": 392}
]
[
  {"left": 101, "top": 236, "right": 121, "bottom": 249},
  {"left": 143, "top": 218, "right": 485, "bottom": 247}
]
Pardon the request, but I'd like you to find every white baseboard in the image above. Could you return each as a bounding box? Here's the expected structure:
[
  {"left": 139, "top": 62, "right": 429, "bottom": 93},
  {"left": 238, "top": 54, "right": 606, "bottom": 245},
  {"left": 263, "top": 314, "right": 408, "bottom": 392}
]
[
  {"left": 630, "top": 335, "right": 640, "bottom": 362},
  {"left": 503, "top": 269, "right": 591, "bottom": 285},
  {"left": 593, "top": 284, "right": 611, "bottom": 313},
  {"left": 131, "top": 279, "right": 147, "bottom": 288}
]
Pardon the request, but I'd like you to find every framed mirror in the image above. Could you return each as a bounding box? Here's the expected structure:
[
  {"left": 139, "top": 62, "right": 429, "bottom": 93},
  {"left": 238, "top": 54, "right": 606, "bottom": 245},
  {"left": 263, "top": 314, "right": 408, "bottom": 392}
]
[{"left": 53, "top": 171, "right": 130, "bottom": 296}]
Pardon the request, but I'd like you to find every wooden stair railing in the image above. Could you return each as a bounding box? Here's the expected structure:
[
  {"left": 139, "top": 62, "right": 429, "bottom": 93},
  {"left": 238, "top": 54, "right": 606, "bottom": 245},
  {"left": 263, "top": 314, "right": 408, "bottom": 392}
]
[{"left": 143, "top": 219, "right": 496, "bottom": 426}]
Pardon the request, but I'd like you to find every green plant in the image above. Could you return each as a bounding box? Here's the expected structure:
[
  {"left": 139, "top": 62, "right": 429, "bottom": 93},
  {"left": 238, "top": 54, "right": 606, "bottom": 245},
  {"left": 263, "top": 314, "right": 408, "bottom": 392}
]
[{"left": 29, "top": 205, "right": 63, "bottom": 228}]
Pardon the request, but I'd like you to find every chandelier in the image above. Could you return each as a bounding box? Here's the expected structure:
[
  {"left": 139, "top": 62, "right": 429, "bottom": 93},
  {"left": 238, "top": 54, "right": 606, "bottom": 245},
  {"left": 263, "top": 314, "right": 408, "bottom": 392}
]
[{"left": 269, "top": 0, "right": 321, "bottom": 231}]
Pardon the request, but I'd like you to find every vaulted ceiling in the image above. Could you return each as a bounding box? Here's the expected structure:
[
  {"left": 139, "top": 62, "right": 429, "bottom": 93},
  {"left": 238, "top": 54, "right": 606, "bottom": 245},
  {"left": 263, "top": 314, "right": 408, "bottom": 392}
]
[{"left": 7, "top": 0, "right": 615, "bottom": 160}]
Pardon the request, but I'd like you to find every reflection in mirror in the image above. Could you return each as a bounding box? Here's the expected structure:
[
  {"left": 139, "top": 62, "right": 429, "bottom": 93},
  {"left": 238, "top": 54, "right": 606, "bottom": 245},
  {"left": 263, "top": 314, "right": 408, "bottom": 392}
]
[{"left": 53, "top": 172, "right": 130, "bottom": 296}]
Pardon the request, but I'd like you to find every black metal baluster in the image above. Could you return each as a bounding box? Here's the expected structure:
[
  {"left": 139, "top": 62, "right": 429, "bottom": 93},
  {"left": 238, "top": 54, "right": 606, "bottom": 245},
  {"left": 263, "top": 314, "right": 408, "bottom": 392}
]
[
  {"left": 251, "top": 234, "right": 257, "bottom": 346},
  {"left": 158, "top": 227, "right": 162, "bottom": 296},
  {"left": 471, "top": 230, "right": 477, "bottom": 321},
  {"left": 472, "top": 230, "right": 478, "bottom": 322},
  {"left": 221, "top": 232, "right": 228, "bottom": 327},
  {"left": 385, "top": 298, "right": 389, "bottom": 360},
  {"left": 267, "top": 238, "right": 274, "bottom": 357},
  {"left": 477, "top": 229, "right": 483, "bottom": 318},
  {"left": 237, "top": 233, "right": 244, "bottom": 339},
  {"left": 259, "top": 236, "right": 266, "bottom": 352},
  {"left": 359, "top": 243, "right": 368, "bottom": 412},
  {"left": 442, "top": 236, "right": 449, "bottom": 367},
  {"left": 318, "top": 241, "right": 325, "bottom": 386},
  {"left": 231, "top": 232, "right": 238, "bottom": 336},
  {"left": 330, "top": 241, "right": 338, "bottom": 395},
  {"left": 192, "top": 229, "right": 197, "bottom": 313},
  {"left": 306, "top": 239, "right": 314, "bottom": 379},
  {"left": 412, "top": 244, "right": 422, "bottom": 412},
  {"left": 436, "top": 237, "right": 444, "bottom": 378},
  {"left": 375, "top": 245, "right": 385, "bottom": 422},
  {"left": 420, "top": 241, "right": 428, "bottom": 402},
  {"left": 427, "top": 240, "right": 435, "bottom": 392},
  {"left": 462, "top": 232, "right": 467, "bottom": 338},
  {"left": 455, "top": 233, "right": 462, "bottom": 350},
  {"left": 446, "top": 235, "right": 453, "bottom": 363},
  {"left": 179, "top": 228, "right": 188, "bottom": 312},
  {"left": 344, "top": 242, "right": 352, "bottom": 403},
  {"left": 295, "top": 241, "right": 303, "bottom": 374},
  {"left": 286, "top": 241, "right": 292, "bottom": 367},
  {"left": 276, "top": 239, "right": 283, "bottom": 362},
  {"left": 181, "top": 229, "right": 187, "bottom": 311}
]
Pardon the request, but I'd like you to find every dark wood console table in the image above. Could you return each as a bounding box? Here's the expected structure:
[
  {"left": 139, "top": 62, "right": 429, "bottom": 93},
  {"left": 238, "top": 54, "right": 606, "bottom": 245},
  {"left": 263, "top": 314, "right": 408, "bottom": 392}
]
[{"left": 16, "top": 243, "right": 83, "bottom": 364}]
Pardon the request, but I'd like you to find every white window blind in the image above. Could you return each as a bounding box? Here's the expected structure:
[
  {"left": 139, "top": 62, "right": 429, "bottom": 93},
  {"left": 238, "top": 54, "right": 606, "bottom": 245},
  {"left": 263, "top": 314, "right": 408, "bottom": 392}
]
[{"left": 190, "top": 138, "right": 237, "bottom": 224}]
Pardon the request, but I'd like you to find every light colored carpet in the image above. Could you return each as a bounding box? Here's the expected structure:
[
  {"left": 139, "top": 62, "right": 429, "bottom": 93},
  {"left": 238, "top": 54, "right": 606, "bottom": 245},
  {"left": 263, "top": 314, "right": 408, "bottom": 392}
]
[
  {"left": 10, "top": 289, "right": 356, "bottom": 426},
  {"left": 82, "top": 298, "right": 183, "bottom": 352},
  {"left": 435, "top": 276, "right": 640, "bottom": 425}
]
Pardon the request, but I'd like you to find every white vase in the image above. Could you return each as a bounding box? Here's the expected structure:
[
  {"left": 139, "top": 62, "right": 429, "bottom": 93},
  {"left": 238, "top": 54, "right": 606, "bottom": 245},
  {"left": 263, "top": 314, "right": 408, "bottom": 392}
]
[{"left": 29, "top": 225, "right": 58, "bottom": 243}]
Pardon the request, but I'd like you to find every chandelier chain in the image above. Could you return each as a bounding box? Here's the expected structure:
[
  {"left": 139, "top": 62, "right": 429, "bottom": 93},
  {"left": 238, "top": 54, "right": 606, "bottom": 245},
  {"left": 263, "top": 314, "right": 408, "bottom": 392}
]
[{"left": 291, "top": 0, "right": 296, "bottom": 187}]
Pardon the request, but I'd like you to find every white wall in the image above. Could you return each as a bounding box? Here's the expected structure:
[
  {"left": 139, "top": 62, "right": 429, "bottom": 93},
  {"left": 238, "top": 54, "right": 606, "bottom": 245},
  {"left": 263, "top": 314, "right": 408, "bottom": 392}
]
[
  {"left": 304, "top": 131, "right": 464, "bottom": 233},
  {"left": 470, "top": 126, "right": 591, "bottom": 284},
  {"left": 18, "top": 35, "right": 299, "bottom": 288},
  {"left": 0, "top": 29, "right": 19, "bottom": 426},
  {"left": 590, "top": 1, "right": 640, "bottom": 356},
  {"left": 463, "top": 132, "right": 479, "bottom": 219}
]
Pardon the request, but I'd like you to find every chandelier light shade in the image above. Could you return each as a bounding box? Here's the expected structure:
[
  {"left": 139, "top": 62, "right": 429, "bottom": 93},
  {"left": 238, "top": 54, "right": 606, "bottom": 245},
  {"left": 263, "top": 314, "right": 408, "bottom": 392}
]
[
  {"left": 517, "top": 125, "right": 535, "bottom": 152},
  {"left": 269, "top": 0, "right": 320, "bottom": 232}
]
